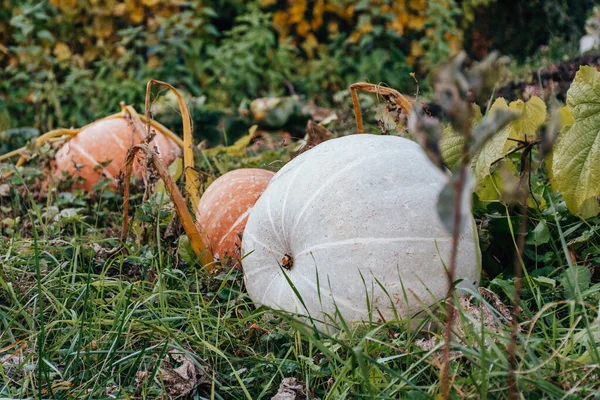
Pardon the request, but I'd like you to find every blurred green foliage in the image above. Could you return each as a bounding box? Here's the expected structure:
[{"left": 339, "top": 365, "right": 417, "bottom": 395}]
[
  {"left": 0, "top": 0, "right": 594, "bottom": 142},
  {"left": 465, "top": 0, "right": 594, "bottom": 60}
]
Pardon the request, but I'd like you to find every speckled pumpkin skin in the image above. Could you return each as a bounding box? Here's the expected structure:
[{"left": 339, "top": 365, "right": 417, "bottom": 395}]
[
  {"left": 195, "top": 168, "right": 275, "bottom": 260},
  {"left": 54, "top": 118, "right": 181, "bottom": 191}
]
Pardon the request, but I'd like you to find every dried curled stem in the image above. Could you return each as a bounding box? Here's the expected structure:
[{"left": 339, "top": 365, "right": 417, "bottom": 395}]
[
  {"left": 119, "top": 98, "right": 214, "bottom": 269},
  {"left": 120, "top": 142, "right": 214, "bottom": 268},
  {"left": 9, "top": 129, "right": 80, "bottom": 166},
  {"left": 2, "top": 108, "right": 186, "bottom": 166},
  {"left": 145, "top": 80, "right": 200, "bottom": 211},
  {"left": 349, "top": 82, "right": 413, "bottom": 133},
  {"left": 507, "top": 144, "right": 533, "bottom": 398}
]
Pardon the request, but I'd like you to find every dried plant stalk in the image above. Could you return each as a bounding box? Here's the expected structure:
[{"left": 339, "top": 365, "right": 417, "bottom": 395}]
[
  {"left": 120, "top": 145, "right": 141, "bottom": 243},
  {"left": 120, "top": 102, "right": 185, "bottom": 148},
  {"left": 440, "top": 113, "right": 472, "bottom": 400},
  {"left": 507, "top": 145, "right": 533, "bottom": 399},
  {"left": 349, "top": 82, "right": 413, "bottom": 133},
  {"left": 145, "top": 80, "right": 200, "bottom": 211},
  {"left": 120, "top": 143, "right": 214, "bottom": 268},
  {"left": 2, "top": 109, "right": 186, "bottom": 166},
  {"left": 119, "top": 90, "right": 214, "bottom": 269},
  {"left": 8, "top": 129, "right": 80, "bottom": 166}
]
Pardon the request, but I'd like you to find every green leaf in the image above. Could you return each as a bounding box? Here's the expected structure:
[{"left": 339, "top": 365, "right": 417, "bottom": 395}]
[
  {"left": 551, "top": 66, "right": 600, "bottom": 218},
  {"left": 154, "top": 157, "right": 183, "bottom": 202},
  {"left": 440, "top": 96, "right": 545, "bottom": 196},
  {"left": 475, "top": 160, "right": 519, "bottom": 202},
  {"left": 526, "top": 220, "right": 550, "bottom": 245},
  {"left": 531, "top": 276, "right": 556, "bottom": 288},
  {"left": 470, "top": 98, "right": 513, "bottom": 191},
  {"left": 439, "top": 104, "right": 481, "bottom": 170},
  {"left": 560, "top": 265, "right": 591, "bottom": 300},
  {"left": 470, "top": 108, "right": 519, "bottom": 156},
  {"left": 177, "top": 235, "right": 198, "bottom": 266},
  {"left": 36, "top": 29, "right": 55, "bottom": 44},
  {"left": 546, "top": 106, "right": 574, "bottom": 187},
  {"left": 506, "top": 96, "right": 546, "bottom": 144}
]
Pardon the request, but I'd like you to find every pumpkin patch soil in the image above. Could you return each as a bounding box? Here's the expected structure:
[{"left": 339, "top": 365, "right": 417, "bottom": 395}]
[{"left": 495, "top": 53, "right": 600, "bottom": 102}]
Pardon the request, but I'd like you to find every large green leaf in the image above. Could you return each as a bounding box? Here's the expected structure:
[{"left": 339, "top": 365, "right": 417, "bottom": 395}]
[
  {"left": 505, "top": 95, "right": 546, "bottom": 145},
  {"left": 546, "top": 106, "right": 573, "bottom": 189},
  {"left": 441, "top": 96, "right": 546, "bottom": 195},
  {"left": 551, "top": 66, "right": 600, "bottom": 218},
  {"left": 470, "top": 98, "right": 513, "bottom": 191},
  {"left": 439, "top": 104, "right": 482, "bottom": 170}
]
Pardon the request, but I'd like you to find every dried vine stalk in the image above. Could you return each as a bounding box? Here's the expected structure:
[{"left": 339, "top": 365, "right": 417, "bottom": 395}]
[
  {"left": 145, "top": 80, "right": 201, "bottom": 211},
  {"left": 349, "top": 82, "right": 413, "bottom": 133},
  {"left": 118, "top": 105, "right": 214, "bottom": 268},
  {"left": 507, "top": 143, "right": 533, "bottom": 399},
  {"left": 440, "top": 107, "right": 473, "bottom": 400},
  {"left": 120, "top": 142, "right": 213, "bottom": 267},
  {"left": 0, "top": 113, "right": 185, "bottom": 169},
  {"left": 0, "top": 106, "right": 185, "bottom": 166},
  {"left": 119, "top": 88, "right": 214, "bottom": 269}
]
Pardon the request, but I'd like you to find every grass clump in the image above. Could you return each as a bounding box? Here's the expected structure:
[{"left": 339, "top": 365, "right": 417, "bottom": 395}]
[{"left": 1, "top": 146, "right": 600, "bottom": 399}]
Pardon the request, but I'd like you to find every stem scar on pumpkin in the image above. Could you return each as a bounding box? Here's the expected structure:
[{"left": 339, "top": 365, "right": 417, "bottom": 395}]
[{"left": 281, "top": 254, "right": 294, "bottom": 270}]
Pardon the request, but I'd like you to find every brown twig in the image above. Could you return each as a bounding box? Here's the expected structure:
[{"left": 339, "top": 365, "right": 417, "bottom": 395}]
[
  {"left": 349, "top": 83, "right": 413, "bottom": 134},
  {"left": 490, "top": 139, "right": 541, "bottom": 167},
  {"left": 120, "top": 143, "right": 214, "bottom": 268},
  {"left": 120, "top": 145, "right": 141, "bottom": 243},
  {"left": 507, "top": 142, "right": 533, "bottom": 398},
  {"left": 145, "top": 80, "right": 200, "bottom": 211},
  {"left": 440, "top": 108, "right": 473, "bottom": 400}
]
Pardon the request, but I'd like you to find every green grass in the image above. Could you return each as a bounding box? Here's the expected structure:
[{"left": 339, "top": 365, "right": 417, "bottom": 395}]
[{"left": 1, "top": 134, "right": 600, "bottom": 399}]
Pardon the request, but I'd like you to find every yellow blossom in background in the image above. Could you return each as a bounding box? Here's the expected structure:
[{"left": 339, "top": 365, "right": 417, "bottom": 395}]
[
  {"left": 407, "top": 41, "right": 424, "bottom": 66},
  {"left": 53, "top": 42, "right": 72, "bottom": 62},
  {"left": 261, "top": 0, "right": 464, "bottom": 66}
]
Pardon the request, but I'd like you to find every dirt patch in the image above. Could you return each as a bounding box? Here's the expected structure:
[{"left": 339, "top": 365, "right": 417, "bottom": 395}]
[{"left": 495, "top": 54, "right": 600, "bottom": 102}]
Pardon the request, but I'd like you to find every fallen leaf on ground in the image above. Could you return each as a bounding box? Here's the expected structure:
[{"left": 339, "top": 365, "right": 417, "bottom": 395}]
[
  {"left": 272, "top": 377, "right": 305, "bottom": 400},
  {"left": 159, "top": 351, "right": 211, "bottom": 399}
]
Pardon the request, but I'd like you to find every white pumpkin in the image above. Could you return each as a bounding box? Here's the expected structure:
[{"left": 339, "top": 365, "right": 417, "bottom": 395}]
[{"left": 242, "top": 134, "right": 481, "bottom": 326}]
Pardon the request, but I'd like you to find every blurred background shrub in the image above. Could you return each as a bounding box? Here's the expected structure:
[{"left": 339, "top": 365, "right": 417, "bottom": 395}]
[{"left": 0, "top": 0, "right": 595, "bottom": 141}]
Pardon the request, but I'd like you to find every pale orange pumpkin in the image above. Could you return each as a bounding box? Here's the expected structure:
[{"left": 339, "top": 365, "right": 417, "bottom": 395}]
[
  {"left": 54, "top": 117, "right": 181, "bottom": 191},
  {"left": 195, "top": 168, "right": 275, "bottom": 260}
]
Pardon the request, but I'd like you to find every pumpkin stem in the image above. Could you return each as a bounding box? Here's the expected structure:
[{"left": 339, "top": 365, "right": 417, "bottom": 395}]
[
  {"left": 349, "top": 82, "right": 413, "bottom": 134},
  {"left": 281, "top": 254, "right": 294, "bottom": 270}
]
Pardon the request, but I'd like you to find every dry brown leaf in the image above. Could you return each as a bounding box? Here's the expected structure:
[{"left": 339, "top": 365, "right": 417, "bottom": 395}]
[
  {"left": 415, "top": 288, "right": 514, "bottom": 354},
  {"left": 305, "top": 120, "right": 331, "bottom": 146},
  {"left": 159, "top": 351, "right": 211, "bottom": 399},
  {"left": 272, "top": 377, "right": 305, "bottom": 400},
  {"left": 294, "top": 120, "right": 332, "bottom": 156},
  {"left": 249, "top": 130, "right": 293, "bottom": 153},
  {"left": 303, "top": 101, "right": 337, "bottom": 123}
]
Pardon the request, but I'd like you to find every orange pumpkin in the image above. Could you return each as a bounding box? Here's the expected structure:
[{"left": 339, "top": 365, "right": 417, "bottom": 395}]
[
  {"left": 196, "top": 168, "right": 275, "bottom": 260},
  {"left": 54, "top": 117, "right": 181, "bottom": 191}
]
